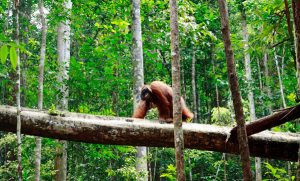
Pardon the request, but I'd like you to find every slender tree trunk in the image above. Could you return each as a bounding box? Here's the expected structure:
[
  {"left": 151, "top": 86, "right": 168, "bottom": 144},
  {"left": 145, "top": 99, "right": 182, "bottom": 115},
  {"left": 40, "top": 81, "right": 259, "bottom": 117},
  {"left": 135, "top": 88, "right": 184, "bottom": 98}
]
[
  {"left": 131, "top": 0, "right": 147, "bottom": 180},
  {"left": 112, "top": 63, "right": 119, "bottom": 116},
  {"left": 257, "top": 59, "right": 263, "bottom": 92},
  {"left": 170, "top": 0, "right": 185, "bottom": 180},
  {"left": 292, "top": 0, "right": 300, "bottom": 91},
  {"left": 213, "top": 153, "right": 225, "bottom": 181},
  {"left": 192, "top": 48, "right": 198, "bottom": 122},
  {"left": 240, "top": 4, "right": 261, "bottom": 180},
  {"left": 297, "top": 145, "right": 300, "bottom": 181},
  {"left": 217, "top": 0, "right": 253, "bottom": 180},
  {"left": 15, "top": 1, "right": 22, "bottom": 180},
  {"left": 274, "top": 49, "right": 287, "bottom": 108},
  {"left": 281, "top": 47, "right": 285, "bottom": 75},
  {"left": 263, "top": 53, "right": 273, "bottom": 114},
  {"left": 212, "top": 46, "right": 221, "bottom": 123},
  {"left": 292, "top": 7, "right": 300, "bottom": 178},
  {"left": 153, "top": 148, "right": 158, "bottom": 181},
  {"left": 21, "top": 27, "right": 28, "bottom": 107},
  {"left": 181, "top": 59, "right": 186, "bottom": 100},
  {"left": 55, "top": 1, "right": 72, "bottom": 180},
  {"left": 224, "top": 153, "right": 227, "bottom": 181},
  {"left": 212, "top": 48, "right": 226, "bottom": 181},
  {"left": 187, "top": 150, "right": 192, "bottom": 181},
  {"left": 212, "top": 58, "right": 220, "bottom": 108},
  {"left": 241, "top": 11, "right": 256, "bottom": 122},
  {"left": 285, "top": 0, "right": 293, "bottom": 38},
  {"left": 274, "top": 47, "right": 292, "bottom": 180},
  {"left": 35, "top": 1, "right": 46, "bottom": 180}
]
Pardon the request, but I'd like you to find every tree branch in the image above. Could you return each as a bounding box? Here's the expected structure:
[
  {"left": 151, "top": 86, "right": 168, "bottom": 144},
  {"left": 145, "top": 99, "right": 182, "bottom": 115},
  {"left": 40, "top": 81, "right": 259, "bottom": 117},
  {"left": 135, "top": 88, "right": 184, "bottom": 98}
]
[{"left": 230, "top": 104, "right": 300, "bottom": 139}]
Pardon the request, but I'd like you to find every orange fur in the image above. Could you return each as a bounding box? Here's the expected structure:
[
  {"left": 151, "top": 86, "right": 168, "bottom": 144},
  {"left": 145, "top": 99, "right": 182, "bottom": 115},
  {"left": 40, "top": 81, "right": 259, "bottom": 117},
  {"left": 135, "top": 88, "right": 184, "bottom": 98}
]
[{"left": 132, "top": 81, "right": 194, "bottom": 122}]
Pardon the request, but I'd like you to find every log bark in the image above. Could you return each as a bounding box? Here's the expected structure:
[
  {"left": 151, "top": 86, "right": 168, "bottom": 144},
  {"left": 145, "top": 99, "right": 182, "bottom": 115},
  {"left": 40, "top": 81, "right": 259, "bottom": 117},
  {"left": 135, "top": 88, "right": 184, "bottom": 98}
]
[
  {"left": 0, "top": 105, "right": 299, "bottom": 161},
  {"left": 230, "top": 104, "right": 300, "bottom": 138}
]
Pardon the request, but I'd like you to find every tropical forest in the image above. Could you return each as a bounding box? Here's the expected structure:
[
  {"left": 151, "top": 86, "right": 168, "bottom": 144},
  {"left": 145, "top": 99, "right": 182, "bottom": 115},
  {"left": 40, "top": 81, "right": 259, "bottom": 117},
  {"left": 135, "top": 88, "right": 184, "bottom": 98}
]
[{"left": 0, "top": 0, "right": 299, "bottom": 180}]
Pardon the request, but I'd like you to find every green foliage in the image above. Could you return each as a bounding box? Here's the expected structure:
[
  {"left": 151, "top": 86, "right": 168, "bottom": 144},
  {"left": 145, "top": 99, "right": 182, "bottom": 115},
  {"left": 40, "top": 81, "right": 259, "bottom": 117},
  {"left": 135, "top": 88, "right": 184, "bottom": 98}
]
[
  {"left": 0, "top": 44, "right": 8, "bottom": 64},
  {"left": 160, "top": 164, "right": 176, "bottom": 181},
  {"left": 211, "top": 107, "right": 232, "bottom": 126},
  {"left": 9, "top": 46, "right": 17, "bottom": 70},
  {"left": 0, "top": 0, "right": 299, "bottom": 180},
  {"left": 263, "top": 162, "right": 294, "bottom": 181},
  {"left": 107, "top": 156, "right": 142, "bottom": 181},
  {"left": 48, "top": 104, "right": 60, "bottom": 115}
]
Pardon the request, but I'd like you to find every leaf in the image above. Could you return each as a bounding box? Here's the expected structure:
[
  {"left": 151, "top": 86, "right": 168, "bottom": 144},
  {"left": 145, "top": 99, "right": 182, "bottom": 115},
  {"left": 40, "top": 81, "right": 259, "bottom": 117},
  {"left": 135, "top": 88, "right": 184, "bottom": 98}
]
[
  {"left": 10, "top": 46, "right": 17, "bottom": 70},
  {"left": 0, "top": 45, "right": 9, "bottom": 64}
]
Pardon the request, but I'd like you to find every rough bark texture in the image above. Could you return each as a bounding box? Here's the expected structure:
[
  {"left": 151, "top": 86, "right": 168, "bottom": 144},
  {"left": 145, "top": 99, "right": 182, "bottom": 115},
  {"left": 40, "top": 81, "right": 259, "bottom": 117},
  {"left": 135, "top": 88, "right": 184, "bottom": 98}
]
[
  {"left": 292, "top": 0, "right": 300, "bottom": 91},
  {"left": 131, "top": 0, "right": 147, "bottom": 180},
  {"left": 15, "top": 1, "right": 22, "bottom": 180},
  {"left": 55, "top": 1, "right": 72, "bottom": 180},
  {"left": 0, "top": 106, "right": 299, "bottom": 161},
  {"left": 35, "top": 1, "right": 46, "bottom": 180},
  {"left": 170, "top": 0, "right": 185, "bottom": 180},
  {"left": 217, "top": 0, "right": 253, "bottom": 180},
  {"left": 230, "top": 104, "right": 300, "bottom": 138}
]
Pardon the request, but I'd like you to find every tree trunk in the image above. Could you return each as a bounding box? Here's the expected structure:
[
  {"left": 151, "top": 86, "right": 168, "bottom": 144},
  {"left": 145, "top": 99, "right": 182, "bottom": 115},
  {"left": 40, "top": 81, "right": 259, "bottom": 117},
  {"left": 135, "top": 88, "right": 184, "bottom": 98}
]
[
  {"left": 153, "top": 148, "right": 158, "bottom": 181},
  {"left": 131, "top": 0, "right": 147, "bottom": 180},
  {"left": 112, "top": 64, "right": 119, "bottom": 116},
  {"left": 55, "top": 140, "right": 68, "bottom": 181},
  {"left": 217, "top": 0, "right": 253, "bottom": 180},
  {"left": 35, "top": 1, "right": 47, "bottom": 180},
  {"left": 181, "top": 58, "right": 186, "bottom": 100},
  {"left": 297, "top": 145, "right": 300, "bottom": 181},
  {"left": 55, "top": 0, "right": 72, "bottom": 180},
  {"left": 170, "top": 0, "right": 186, "bottom": 180},
  {"left": 240, "top": 5, "right": 261, "bottom": 180},
  {"left": 187, "top": 150, "right": 193, "bottom": 181},
  {"left": 212, "top": 48, "right": 220, "bottom": 108},
  {"left": 292, "top": 5, "right": 300, "bottom": 179},
  {"left": 292, "top": 0, "right": 300, "bottom": 91},
  {"left": 274, "top": 49, "right": 287, "bottom": 108},
  {"left": 15, "top": 1, "right": 22, "bottom": 180},
  {"left": 213, "top": 153, "right": 225, "bottom": 181},
  {"left": 263, "top": 53, "right": 273, "bottom": 114},
  {"left": 257, "top": 58, "right": 263, "bottom": 92},
  {"left": 0, "top": 105, "right": 299, "bottom": 161},
  {"left": 285, "top": 0, "right": 293, "bottom": 38},
  {"left": 192, "top": 48, "right": 198, "bottom": 122},
  {"left": 224, "top": 153, "right": 227, "bottom": 181},
  {"left": 276, "top": 47, "right": 292, "bottom": 180}
]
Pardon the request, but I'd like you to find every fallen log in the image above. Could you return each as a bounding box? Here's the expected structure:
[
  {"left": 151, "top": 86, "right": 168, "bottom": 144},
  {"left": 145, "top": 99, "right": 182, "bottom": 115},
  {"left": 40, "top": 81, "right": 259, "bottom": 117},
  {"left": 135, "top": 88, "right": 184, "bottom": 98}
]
[
  {"left": 230, "top": 104, "right": 300, "bottom": 139},
  {"left": 0, "top": 105, "right": 299, "bottom": 161}
]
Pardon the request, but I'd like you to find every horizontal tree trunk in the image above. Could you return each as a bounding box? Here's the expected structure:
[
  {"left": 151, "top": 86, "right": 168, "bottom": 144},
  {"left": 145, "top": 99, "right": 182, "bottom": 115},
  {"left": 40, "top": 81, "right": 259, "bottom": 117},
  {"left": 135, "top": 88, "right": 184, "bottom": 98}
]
[
  {"left": 230, "top": 104, "right": 300, "bottom": 138},
  {"left": 0, "top": 105, "right": 299, "bottom": 161}
]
